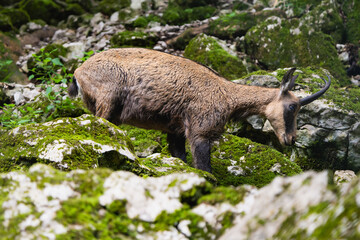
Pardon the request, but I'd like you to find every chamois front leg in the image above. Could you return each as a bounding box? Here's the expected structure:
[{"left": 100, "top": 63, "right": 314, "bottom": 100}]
[
  {"left": 167, "top": 133, "right": 187, "bottom": 162},
  {"left": 189, "top": 136, "right": 212, "bottom": 173}
]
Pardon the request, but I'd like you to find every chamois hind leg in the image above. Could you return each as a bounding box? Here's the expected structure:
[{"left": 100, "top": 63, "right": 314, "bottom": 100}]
[
  {"left": 188, "top": 136, "right": 212, "bottom": 173},
  {"left": 167, "top": 133, "right": 187, "bottom": 162}
]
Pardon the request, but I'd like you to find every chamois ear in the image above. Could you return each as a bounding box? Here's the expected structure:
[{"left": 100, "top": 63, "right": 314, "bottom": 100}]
[{"left": 280, "top": 68, "right": 298, "bottom": 95}]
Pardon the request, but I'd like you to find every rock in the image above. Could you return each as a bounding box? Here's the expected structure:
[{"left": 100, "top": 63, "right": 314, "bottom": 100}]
[
  {"left": 220, "top": 171, "right": 337, "bottom": 239},
  {"left": 207, "top": 8, "right": 286, "bottom": 40},
  {"left": 63, "top": 42, "right": 86, "bottom": 59},
  {"left": 110, "top": 30, "right": 159, "bottom": 48},
  {"left": 334, "top": 170, "right": 357, "bottom": 185},
  {"left": 244, "top": 16, "right": 349, "bottom": 85},
  {"left": 0, "top": 163, "right": 243, "bottom": 239},
  {"left": 341, "top": 0, "right": 360, "bottom": 45},
  {"left": 210, "top": 134, "right": 302, "bottom": 187},
  {"left": 184, "top": 33, "right": 247, "bottom": 80},
  {"left": 13, "top": 91, "right": 25, "bottom": 105},
  {"left": 2, "top": 164, "right": 360, "bottom": 239},
  {"left": 0, "top": 114, "right": 140, "bottom": 172}
]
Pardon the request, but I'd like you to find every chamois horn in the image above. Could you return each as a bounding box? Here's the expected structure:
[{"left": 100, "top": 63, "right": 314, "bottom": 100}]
[{"left": 299, "top": 74, "right": 331, "bottom": 106}]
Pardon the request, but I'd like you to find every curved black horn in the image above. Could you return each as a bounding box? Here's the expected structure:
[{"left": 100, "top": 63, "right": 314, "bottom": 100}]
[{"left": 299, "top": 74, "right": 331, "bottom": 106}]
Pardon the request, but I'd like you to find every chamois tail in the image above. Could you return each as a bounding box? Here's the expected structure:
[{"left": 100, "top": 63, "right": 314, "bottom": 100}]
[{"left": 68, "top": 76, "right": 79, "bottom": 97}]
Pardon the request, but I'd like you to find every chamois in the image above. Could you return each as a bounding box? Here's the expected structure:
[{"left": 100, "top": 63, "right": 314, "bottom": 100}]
[{"left": 69, "top": 48, "right": 331, "bottom": 173}]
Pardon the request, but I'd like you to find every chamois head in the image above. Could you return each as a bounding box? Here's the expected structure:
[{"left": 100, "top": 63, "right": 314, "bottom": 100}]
[{"left": 265, "top": 68, "right": 331, "bottom": 146}]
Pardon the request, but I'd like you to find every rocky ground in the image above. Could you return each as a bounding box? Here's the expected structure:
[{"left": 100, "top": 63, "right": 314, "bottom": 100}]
[{"left": 1, "top": 0, "right": 360, "bottom": 239}]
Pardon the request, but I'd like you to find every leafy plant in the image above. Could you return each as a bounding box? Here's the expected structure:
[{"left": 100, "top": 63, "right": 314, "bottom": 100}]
[{"left": 0, "top": 47, "right": 92, "bottom": 129}]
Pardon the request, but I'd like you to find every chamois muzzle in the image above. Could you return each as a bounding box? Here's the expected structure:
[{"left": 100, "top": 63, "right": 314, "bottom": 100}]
[{"left": 299, "top": 75, "right": 331, "bottom": 106}]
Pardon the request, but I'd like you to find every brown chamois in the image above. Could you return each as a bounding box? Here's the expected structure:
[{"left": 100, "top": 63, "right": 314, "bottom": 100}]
[{"left": 69, "top": 48, "right": 331, "bottom": 173}]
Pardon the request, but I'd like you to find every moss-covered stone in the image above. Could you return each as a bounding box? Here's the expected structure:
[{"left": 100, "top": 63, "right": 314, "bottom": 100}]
[
  {"left": 207, "top": 9, "right": 286, "bottom": 40},
  {"left": 210, "top": 134, "right": 302, "bottom": 187},
  {"left": 21, "top": 0, "right": 63, "bottom": 25},
  {"left": 110, "top": 30, "right": 159, "bottom": 48},
  {"left": 300, "top": 0, "right": 345, "bottom": 44},
  {"left": 96, "top": 0, "right": 131, "bottom": 16},
  {"left": 184, "top": 33, "right": 247, "bottom": 80},
  {"left": 244, "top": 16, "right": 349, "bottom": 86},
  {"left": 0, "top": 7, "right": 29, "bottom": 31},
  {"left": 342, "top": 0, "right": 360, "bottom": 44},
  {"left": 272, "top": 0, "right": 322, "bottom": 17},
  {"left": 0, "top": 114, "right": 142, "bottom": 173},
  {"left": 0, "top": 164, "right": 248, "bottom": 239},
  {"left": 162, "top": 3, "right": 216, "bottom": 25}
]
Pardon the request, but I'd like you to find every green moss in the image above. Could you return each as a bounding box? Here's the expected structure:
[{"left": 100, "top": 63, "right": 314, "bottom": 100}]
[
  {"left": 0, "top": 115, "right": 142, "bottom": 173},
  {"left": 301, "top": 1, "right": 345, "bottom": 43},
  {"left": 342, "top": 0, "right": 360, "bottom": 44},
  {"left": 210, "top": 134, "right": 302, "bottom": 187},
  {"left": 110, "top": 30, "right": 159, "bottom": 48},
  {"left": 245, "top": 17, "right": 349, "bottom": 86},
  {"left": 96, "top": 0, "right": 131, "bottom": 16},
  {"left": 0, "top": 7, "right": 29, "bottom": 31},
  {"left": 184, "top": 33, "right": 247, "bottom": 80},
  {"left": 198, "top": 186, "right": 247, "bottom": 205},
  {"left": 155, "top": 207, "right": 212, "bottom": 238},
  {"left": 207, "top": 9, "right": 285, "bottom": 40},
  {"left": 21, "top": 0, "right": 63, "bottom": 24},
  {"left": 162, "top": 4, "right": 216, "bottom": 25},
  {"left": 276, "top": 0, "right": 322, "bottom": 17},
  {"left": 118, "top": 124, "right": 167, "bottom": 157}
]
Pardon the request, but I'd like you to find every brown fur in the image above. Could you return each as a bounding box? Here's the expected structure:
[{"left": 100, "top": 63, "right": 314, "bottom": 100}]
[{"left": 71, "top": 48, "right": 301, "bottom": 172}]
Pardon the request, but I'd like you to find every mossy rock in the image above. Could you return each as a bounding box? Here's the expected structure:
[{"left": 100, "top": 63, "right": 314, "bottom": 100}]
[
  {"left": 96, "top": 0, "right": 131, "bottom": 16},
  {"left": 273, "top": 0, "right": 322, "bottom": 17},
  {"left": 207, "top": 9, "right": 286, "bottom": 40},
  {"left": 0, "top": 163, "right": 250, "bottom": 239},
  {"left": 342, "top": 0, "right": 360, "bottom": 44},
  {"left": 171, "top": 0, "right": 218, "bottom": 8},
  {"left": 0, "top": 114, "right": 143, "bottom": 173},
  {"left": 21, "top": 0, "right": 63, "bottom": 24},
  {"left": 244, "top": 17, "right": 349, "bottom": 86},
  {"left": 210, "top": 134, "right": 302, "bottom": 187},
  {"left": 118, "top": 124, "right": 168, "bottom": 157},
  {"left": 300, "top": 0, "right": 345, "bottom": 43},
  {"left": 184, "top": 33, "right": 247, "bottom": 80},
  {"left": 162, "top": 4, "right": 216, "bottom": 25},
  {"left": 0, "top": 7, "right": 29, "bottom": 31},
  {"left": 110, "top": 30, "right": 159, "bottom": 48}
]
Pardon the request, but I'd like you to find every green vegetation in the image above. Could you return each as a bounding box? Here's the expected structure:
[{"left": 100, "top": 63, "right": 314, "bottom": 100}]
[
  {"left": 184, "top": 33, "right": 247, "bottom": 80},
  {"left": 110, "top": 30, "right": 159, "bottom": 48},
  {"left": 211, "top": 134, "right": 302, "bottom": 187},
  {"left": 244, "top": 17, "right": 349, "bottom": 86}
]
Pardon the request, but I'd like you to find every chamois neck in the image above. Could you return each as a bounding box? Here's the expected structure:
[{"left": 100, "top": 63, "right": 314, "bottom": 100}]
[{"left": 226, "top": 81, "right": 278, "bottom": 119}]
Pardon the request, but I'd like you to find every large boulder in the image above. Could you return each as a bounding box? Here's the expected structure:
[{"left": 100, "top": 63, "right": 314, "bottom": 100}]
[
  {"left": 244, "top": 16, "right": 349, "bottom": 85},
  {"left": 207, "top": 9, "right": 286, "bottom": 40},
  {"left": 0, "top": 114, "right": 141, "bottom": 172},
  {"left": 221, "top": 170, "right": 360, "bottom": 239}
]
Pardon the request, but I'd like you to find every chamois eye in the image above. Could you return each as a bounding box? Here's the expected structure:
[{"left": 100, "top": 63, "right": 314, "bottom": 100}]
[{"left": 289, "top": 104, "right": 297, "bottom": 112}]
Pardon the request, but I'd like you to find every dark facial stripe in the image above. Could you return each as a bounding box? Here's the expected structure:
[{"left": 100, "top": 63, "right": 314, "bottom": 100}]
[{"left": 283, "top": 104, "right": 297, "bottom": 134}]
